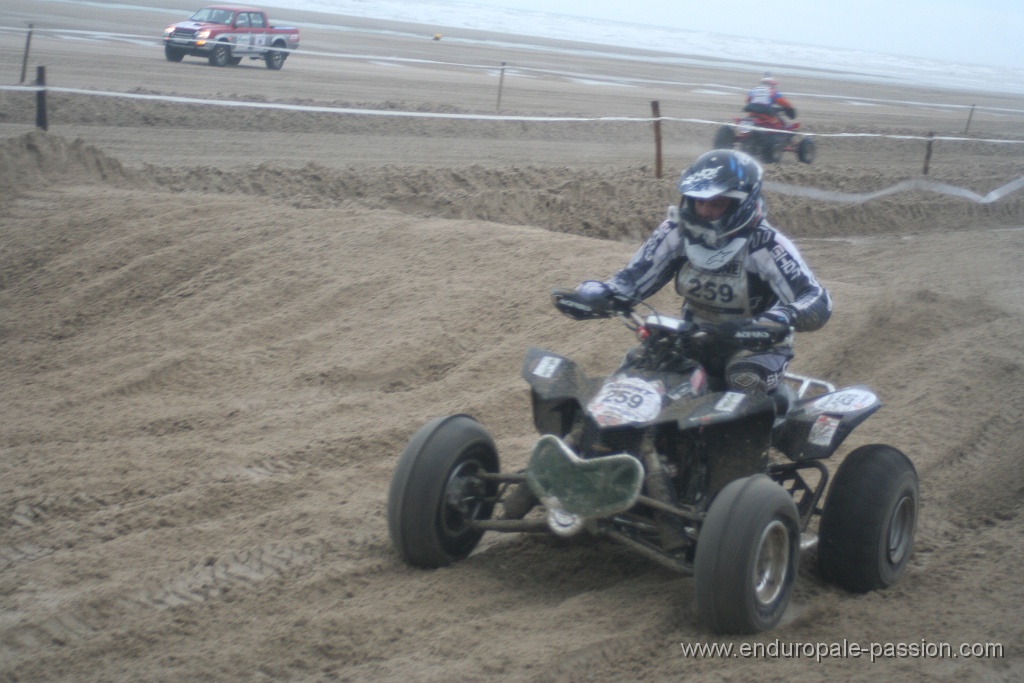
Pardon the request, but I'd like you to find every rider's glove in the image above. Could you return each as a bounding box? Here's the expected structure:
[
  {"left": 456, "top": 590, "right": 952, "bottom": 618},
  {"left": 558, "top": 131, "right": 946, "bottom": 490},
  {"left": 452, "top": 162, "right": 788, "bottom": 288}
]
[
  {"left": 576, "top": 280, "right": 613, "bottom": 302},
  {"left": 755, "top": 310, "right": 792, "bottom": 328}
]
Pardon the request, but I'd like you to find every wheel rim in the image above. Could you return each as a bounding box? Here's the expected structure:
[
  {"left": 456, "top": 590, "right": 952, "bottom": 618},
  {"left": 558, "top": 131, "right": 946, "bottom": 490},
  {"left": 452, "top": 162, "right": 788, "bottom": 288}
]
[
  {"left": 440, "top": 458, "right": 489, "bottom": 537},
  {"left": 887, "top": 494, "right": 915, "bottom": 565},
  {"left": 753, "top": 519, "right": 790, "bottom": 607}
]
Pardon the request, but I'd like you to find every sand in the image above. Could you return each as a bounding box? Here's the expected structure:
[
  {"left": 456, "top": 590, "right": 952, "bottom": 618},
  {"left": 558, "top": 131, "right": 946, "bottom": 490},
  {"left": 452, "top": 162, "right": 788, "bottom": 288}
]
[{"left": 2, "top": 1, "right": 1024, "bottom": 681}]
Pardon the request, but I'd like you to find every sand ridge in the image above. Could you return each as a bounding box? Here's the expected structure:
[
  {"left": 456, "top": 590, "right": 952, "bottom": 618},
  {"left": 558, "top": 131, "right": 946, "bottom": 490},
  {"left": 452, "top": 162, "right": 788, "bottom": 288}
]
[{"left": 2, "top": 1, "right": 1024, "bottom": 680}]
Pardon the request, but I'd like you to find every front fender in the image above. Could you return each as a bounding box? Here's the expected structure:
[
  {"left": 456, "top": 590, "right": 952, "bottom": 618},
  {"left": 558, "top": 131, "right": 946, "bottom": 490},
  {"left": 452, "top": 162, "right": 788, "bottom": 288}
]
[{"left": 522, "top": 347, "right": 596, "bottom": 437}]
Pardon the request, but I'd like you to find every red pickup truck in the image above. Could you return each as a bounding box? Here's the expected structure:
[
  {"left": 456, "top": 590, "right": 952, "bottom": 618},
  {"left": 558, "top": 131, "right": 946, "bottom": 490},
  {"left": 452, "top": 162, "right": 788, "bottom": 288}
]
[{"left": 162, "top": 5, "right": 300, "bottom": 70}]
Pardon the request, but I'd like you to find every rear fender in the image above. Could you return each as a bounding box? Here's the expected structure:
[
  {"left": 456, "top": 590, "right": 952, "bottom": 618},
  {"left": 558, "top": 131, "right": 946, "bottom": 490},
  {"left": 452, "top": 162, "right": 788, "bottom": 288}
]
[{"left": 774, "top": 385, "right": 881, "bottom": 460}]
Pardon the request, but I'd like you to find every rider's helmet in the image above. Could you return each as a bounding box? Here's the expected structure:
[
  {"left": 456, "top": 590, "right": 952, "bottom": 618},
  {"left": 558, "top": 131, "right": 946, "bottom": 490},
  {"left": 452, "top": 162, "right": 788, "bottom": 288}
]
[
  {"left": 676, "top": 150, "right": 765, "bottom": 261},
  {"left": 761, "top": 77, "right": 778, "bottom": 87}
]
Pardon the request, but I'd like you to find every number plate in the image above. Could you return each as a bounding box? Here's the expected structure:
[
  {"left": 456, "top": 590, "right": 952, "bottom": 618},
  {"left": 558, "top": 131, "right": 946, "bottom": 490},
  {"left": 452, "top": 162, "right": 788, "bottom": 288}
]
[
  {"left": 812, "top": 388, "right": 877, "bottom": 413},
  {"left": 586, "top": 377, "right": 664, "bottom": 426}
]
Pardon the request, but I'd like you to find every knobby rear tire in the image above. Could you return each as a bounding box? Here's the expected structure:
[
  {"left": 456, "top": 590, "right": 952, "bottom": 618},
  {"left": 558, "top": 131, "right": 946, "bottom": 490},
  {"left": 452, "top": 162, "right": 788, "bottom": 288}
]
[{"left": 817, "top": 444, "right": 918, "bottom": 592}]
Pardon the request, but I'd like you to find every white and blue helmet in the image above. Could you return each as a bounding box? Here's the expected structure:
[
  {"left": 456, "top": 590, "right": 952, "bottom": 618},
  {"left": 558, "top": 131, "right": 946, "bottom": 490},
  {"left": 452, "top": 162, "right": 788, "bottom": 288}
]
[{"left": 677, "top": 149, "right": 765, "bottom": 251}]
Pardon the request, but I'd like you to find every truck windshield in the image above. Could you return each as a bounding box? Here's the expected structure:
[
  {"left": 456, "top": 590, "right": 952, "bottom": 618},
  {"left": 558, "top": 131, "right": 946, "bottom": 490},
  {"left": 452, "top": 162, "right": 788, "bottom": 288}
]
[{"left": 188, "top": 8, "right": 233, "bottom": 24}]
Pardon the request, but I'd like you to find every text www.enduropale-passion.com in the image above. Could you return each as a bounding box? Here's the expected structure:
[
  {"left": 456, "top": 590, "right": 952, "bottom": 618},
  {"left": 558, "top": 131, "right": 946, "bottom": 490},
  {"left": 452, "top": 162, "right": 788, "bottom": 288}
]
[{"left": 680, "top": 639, "right": 1004, "bottom": 664}]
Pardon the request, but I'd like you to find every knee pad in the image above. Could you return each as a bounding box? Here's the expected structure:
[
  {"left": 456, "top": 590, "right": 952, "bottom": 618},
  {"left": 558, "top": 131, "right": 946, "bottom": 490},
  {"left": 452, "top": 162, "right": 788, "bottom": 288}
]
[{"left": 726, "top": 368, "right": 768, "bottom": 395}]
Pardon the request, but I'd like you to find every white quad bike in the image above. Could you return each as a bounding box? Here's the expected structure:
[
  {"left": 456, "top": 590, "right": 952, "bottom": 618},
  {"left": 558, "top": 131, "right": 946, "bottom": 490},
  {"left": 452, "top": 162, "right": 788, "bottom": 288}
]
[{"left": 387, "top": 288, "right": 918, "bottom": 634}]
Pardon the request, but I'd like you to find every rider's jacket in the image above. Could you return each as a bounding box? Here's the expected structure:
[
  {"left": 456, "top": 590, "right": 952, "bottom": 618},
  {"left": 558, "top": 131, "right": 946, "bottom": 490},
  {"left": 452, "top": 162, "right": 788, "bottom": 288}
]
[
  {"left": 605, "top": 215, "right": 832, "bottom": 332},
  {"left": 747, "top": 85, "right": 793, "bottom": 112}
]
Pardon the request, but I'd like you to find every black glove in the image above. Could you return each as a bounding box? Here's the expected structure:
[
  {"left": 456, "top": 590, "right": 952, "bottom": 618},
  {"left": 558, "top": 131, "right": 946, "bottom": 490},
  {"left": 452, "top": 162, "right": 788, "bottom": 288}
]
[
  {"left": 576, "top": 280, "right": 614, "bottom": 303},
  {"left": 552, "top": 281, "right": 628, "bottom": 320}
]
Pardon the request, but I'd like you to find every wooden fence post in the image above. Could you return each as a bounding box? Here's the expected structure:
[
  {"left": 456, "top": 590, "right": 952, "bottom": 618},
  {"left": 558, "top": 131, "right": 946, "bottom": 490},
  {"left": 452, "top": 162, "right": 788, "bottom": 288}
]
[
  {"left": 36, "top": 66, "right": 47, "bottom": 131},
  {"left": 496, "top": 62, "right": 506, "bottom": 112},
  {"left": 963, "top": 105, "right": 975, "bottom": 134},
  {"left": 651, "top": 100, "right": 663, "bottom": 179},
  {"left": 20, "top": 24, "right": 33, "bottom": 84},
  {"left": 922, "top": 131, "right": 934, "bottom": 175}
]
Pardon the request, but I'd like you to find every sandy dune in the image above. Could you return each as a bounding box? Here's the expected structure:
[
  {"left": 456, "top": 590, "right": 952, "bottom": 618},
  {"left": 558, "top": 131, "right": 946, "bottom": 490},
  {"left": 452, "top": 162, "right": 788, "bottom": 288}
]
[{"left": 2, "top": 1, "right": 1024, "bottom": 680}]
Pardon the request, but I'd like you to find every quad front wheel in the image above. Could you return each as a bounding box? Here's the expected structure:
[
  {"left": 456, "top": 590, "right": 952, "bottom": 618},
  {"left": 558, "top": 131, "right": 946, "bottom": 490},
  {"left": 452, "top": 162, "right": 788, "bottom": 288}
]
[
  {"left": 694, "top": 475, "right": 800, "bottom": 634},
  {"left": 817, "top": 444, "right": 918, "bottom": 592},
  {"left": 713, "top": 125, "right": 736, "bottom": 149},
  {"left": 387, "top": 415, "right": 499, "bottom": 567}
]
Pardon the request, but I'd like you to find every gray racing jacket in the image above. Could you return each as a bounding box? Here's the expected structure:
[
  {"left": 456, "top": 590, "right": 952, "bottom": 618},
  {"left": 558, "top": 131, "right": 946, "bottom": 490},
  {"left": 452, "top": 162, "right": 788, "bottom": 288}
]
[{"left": 605, "top": 214, "right": 832, "bottom": 332}]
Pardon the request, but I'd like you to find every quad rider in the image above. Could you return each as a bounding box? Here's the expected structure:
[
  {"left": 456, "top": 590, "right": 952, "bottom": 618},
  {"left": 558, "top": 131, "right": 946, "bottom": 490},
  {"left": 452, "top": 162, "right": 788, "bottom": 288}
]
[
  {"left": 575, "top": 149, "right": 830, "bottom": 397},
  {"left": 744, "top": 75, "right": 797, "bottom": 126}
]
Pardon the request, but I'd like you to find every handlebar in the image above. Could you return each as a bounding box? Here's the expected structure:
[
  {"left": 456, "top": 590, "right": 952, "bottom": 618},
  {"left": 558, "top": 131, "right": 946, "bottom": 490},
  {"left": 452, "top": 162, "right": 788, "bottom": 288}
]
[{"left": 551, "top": 287, "right": 791, "bottom": 351}]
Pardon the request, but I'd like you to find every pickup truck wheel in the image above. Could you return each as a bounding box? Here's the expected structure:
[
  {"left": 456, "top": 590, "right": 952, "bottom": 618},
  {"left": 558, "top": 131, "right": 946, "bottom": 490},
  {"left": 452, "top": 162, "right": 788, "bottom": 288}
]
[
  {"left": 164, "top": 45, "right": 185, "bottom": 62},
  {"left": 265, "top": 47, "right": 286, "bottom": 70},
  {"left": 208, "top": 43, "right": 232, "bottom": 67},
  {"left": 227, "top": 57, "right": 242, "bottom": 66}
]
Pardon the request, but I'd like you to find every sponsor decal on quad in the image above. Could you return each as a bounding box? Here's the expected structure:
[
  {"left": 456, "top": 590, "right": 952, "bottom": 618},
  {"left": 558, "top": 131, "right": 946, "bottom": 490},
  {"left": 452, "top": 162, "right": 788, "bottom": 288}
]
[
  {"left": 533, "top": 356, "right": 562, "bottom": 378},
  {"left": 714, "top": 391, "right": 745, "bottom": 413},
  {"left": 812, "top": 388, "right": 876, "bottom": 413},
  {"left": 808, "top": 414, "right": 841, "bottom": 446}
]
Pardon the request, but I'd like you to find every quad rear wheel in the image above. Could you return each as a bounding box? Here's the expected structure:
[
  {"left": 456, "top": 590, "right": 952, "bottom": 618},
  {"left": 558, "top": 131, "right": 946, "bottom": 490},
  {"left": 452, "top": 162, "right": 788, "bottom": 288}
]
[
  {"left": 758, "top": 134, "right": 783, "bottom": 163},
  {"left": 798, "top": 137, "right": 817, "bottom": 163},
  {"left": 817, "top": 444, "right": 918, "bottom": 592},
  {"left": 387, "top": 415, "right": 499, "bottom": 567},
  {"left": 694, "top": 474, "right": 800, "bottom": 634}
]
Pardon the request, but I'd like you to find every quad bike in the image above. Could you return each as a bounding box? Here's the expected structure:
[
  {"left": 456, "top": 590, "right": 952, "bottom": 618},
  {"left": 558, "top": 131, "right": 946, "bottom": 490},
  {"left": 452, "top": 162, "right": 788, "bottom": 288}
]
[
  {"left": 387, "top": 289, "right": 918, "bottom": 634},
  {"left": 714, "top": 110, "right": 816, "bottom": 164}
]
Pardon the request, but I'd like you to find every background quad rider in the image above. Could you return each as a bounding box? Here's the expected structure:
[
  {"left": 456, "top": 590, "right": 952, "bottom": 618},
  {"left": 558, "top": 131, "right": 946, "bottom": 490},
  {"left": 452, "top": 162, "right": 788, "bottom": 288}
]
[
  {"left": 502, "top": 149, "right": 832, "bottom": 520},
  {"left": 745, "top": 75, "right": 797, "bottom": 123}
]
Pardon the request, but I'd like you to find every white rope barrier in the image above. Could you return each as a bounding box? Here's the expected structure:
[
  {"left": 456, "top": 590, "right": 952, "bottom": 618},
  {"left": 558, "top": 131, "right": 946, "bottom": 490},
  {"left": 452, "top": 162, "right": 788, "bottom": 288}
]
[
  {"left": 2, "top": 84, "right": 1023, "bottom": 146},
  {"left": 3, "top": 34, "right": 1022, "bottom": 205},
  {"left": 765, "top": 177, "right": 1024, "bottom": 204}
]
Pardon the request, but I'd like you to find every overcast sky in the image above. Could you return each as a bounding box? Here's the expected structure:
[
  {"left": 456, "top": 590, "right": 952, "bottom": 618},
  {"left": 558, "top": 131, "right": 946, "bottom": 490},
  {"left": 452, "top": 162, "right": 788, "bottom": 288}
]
[{"left": 476, "top": 0, "right": 1021, "bottom": 69}]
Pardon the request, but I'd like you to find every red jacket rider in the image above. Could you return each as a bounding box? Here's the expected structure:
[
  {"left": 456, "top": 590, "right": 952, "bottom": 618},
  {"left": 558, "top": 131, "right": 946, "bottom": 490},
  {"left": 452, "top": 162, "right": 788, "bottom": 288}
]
[{"left": 745, "top": 76, "right": 796, "bottom": 121}]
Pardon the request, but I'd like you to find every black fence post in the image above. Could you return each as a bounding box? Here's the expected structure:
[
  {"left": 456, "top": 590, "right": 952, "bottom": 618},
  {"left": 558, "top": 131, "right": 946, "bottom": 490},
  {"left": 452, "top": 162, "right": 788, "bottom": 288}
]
[
  {"left": 922, "top": 131, "right": 934, "bottom": 175},
  {"left": 964, "top": 105, "right": 976, "bottom": 134},
  {"left": 20, "top": 24, "right": 34, "bottom": 84},
  {"left": 35, "top": 66, "right": 48, "bottom": 131}
]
